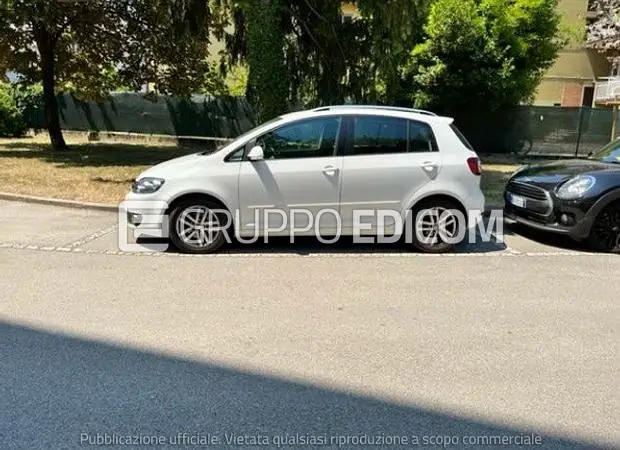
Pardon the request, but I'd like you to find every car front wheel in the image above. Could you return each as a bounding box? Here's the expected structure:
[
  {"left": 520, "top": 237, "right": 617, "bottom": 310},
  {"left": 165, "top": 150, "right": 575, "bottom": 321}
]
[
  {"left": 588, "top": 202, "right": 620, "bottom": 254},
  {"left": 169, "top": 199, "right": 229, "bottom": 254}
]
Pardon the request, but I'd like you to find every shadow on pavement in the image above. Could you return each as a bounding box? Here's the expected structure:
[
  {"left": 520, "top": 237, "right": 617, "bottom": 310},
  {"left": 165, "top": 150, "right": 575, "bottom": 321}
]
[
  {"left": 135, "top": 217, "right": 508, "bottom": 255},
  {"left": 136, "top": 234, "right": 507, "bottom": 256},
  {"left": 0, "top": 321, "right": 607, "bottom": 449},
  {"left": 504, "top": 222, "right": 595, "bottom": 253}
]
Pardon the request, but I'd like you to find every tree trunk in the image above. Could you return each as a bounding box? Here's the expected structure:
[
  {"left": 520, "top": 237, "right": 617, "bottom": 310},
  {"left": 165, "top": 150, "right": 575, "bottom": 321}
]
[{"left": 35, "top": 27, "right": 67, "bottom": 151}]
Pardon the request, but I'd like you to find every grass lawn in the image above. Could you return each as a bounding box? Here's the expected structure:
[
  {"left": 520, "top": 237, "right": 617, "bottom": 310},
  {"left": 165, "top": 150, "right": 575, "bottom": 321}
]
[
  {"left": 0, "top": 135, "right": 523, "bottom": 206},
  {"left": 0, "top": 135, "right": 199, "bottom": 204}
]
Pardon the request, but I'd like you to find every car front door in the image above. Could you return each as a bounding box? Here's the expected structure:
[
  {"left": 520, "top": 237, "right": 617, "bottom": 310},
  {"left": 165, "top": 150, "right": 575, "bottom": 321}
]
[
  {"left": 339, "top": 115, "right": 442, "bottom": 232},
  {"left": 238, "top": 116, "right": 344, "bottom": 235}
]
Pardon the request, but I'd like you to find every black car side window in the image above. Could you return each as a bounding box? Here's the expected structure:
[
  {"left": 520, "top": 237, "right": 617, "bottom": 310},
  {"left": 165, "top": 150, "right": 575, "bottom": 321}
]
[
  {"left": 255, "top": 117, "right": 342, "bottom": 160},
  {"left": 409, "top": 120, "right": 438, "bottom": 153},
  {"left": 351, "top": 116, "right": 408, "bottom": 155}
]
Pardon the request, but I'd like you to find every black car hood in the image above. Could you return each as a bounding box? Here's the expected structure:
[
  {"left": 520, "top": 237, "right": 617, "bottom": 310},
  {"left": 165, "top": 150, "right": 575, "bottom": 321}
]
[{"left": 512, "top": 159, "right": 619, "bottom": 187}]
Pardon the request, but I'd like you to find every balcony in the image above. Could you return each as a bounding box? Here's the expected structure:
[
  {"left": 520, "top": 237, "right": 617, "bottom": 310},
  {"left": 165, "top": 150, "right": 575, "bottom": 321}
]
[{"left": 594, "top": 77, "right": 620, "bottom": 105}]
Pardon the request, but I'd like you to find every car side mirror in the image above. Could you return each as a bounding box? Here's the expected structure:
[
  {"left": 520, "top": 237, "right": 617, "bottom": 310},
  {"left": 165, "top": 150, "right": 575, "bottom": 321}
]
[{"left": 247, "top": 145, "right": 264, "bottom": 162}]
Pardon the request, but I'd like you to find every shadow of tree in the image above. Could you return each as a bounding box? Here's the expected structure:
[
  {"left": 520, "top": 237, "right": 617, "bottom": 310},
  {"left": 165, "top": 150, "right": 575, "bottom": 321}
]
[
  {"left": 0, "top": 142, "right": 199, "bottom": 168},
  {"left": 0, "top": 321, "right": 608, "bottom": 449}
]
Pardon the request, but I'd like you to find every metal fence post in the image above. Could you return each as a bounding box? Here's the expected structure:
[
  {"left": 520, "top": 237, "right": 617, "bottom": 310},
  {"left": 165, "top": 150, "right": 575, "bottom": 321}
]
[
  {"left": 575, "top": 107, "right": 584, "bottom": 157},
  {"left": 612, "top": 106, "right": 618, "bottom": 141}
]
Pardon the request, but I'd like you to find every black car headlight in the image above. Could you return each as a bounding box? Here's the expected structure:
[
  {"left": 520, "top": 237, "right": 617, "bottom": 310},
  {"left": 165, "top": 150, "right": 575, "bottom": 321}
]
[
  {"left": 132, "top": 177, "right": 165, "bottom": 194},
  {"left": 556, "top": 175, "right": 596, "bottom": 200}
]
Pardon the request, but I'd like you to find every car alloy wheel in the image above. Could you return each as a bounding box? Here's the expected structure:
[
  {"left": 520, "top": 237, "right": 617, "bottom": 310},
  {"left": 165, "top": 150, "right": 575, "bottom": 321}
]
[
  {"left": 416, "top": 207, "right": 459, "bottom": 244},
  {"left": 589, "top": 204, "right": 620, "bottom": 253},
  {"left": 169, "top": 199, "right": 229, "bottom": 254},
  {"left": 176, "top": 206, "right": 221, "bottom": 248},
  {"left": 411, "top": 199, "right": 462, "bottom": 254}
]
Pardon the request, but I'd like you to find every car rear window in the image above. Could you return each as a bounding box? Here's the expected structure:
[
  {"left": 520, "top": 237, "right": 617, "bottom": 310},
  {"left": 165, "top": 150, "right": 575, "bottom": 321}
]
[{"left": 450, "top": 124, "right": 474, "bottom": 150}]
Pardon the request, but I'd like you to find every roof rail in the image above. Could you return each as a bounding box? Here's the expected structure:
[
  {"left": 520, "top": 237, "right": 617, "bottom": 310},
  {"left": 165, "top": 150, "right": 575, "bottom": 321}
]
[{"left": 311, "top": 105, "right": 438, "bottom": 116}]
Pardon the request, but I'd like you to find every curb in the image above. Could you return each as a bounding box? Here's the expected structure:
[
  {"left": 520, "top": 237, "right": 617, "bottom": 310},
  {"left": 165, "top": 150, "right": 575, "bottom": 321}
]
[{"left": 0, "top": 192, "right": 118, "bottom": 212}]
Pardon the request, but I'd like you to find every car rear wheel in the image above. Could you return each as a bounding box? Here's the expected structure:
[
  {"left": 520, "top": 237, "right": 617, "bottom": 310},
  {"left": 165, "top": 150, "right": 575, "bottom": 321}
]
[
  {"left": 588, "top": 203, "right": 620, "bottom": 254},
  {"left": 410, "top": 199, "right": 463, "bottom": 254},
  {"left": 169, "top": 199, "right": 230, "bottom": 254}
]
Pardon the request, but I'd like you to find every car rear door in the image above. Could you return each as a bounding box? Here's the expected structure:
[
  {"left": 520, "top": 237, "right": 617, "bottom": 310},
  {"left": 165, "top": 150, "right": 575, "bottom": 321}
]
[{"left": 339, "top": 115, "right": 442, "bottom": 232}]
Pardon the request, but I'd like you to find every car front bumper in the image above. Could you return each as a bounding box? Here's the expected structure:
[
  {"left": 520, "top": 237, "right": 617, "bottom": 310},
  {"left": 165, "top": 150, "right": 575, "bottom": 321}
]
[
  {"left": 122, "top": 191, "right": 170, "bottom": 237},
  {"left": 504, "top": 192, "right": 595, "bottom": 241}
]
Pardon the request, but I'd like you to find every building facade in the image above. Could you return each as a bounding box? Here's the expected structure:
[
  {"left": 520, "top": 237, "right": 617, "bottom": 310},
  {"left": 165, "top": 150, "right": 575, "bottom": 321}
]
[{"left": 534, "top": 0, "right": 611, "bottom": 107}]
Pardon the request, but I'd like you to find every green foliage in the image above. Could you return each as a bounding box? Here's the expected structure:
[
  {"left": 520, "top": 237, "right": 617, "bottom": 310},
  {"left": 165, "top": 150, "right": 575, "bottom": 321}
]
[
  {"left": 238, "top": 0, "right": 289, "bottom": 121},
  {"left": 11, "top": 82, "right": 44, "bottom": 124},
  {"left": 225, "top": 64, "right": 249, "bottom": 97},
  {"left": 0, "top": 82, "right": 28, "bottom": 137},
  {"left": 560, "top": 20, "right": 586, "bottom": 50},
  {"left": 216, "top": 0, "right": 379, "bottom": 110},
  {"left": 0, "top": 0, "right": 227, "bottom": 149},
  {"left": 407, "top": 0, "right": 563, "bottom": 116},
  {"left": 356, "top": 0, "right": 431, "bottom": 102}
]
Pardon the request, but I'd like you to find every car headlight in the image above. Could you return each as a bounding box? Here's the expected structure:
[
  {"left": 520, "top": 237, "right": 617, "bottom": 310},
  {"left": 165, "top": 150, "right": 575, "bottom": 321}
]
[
  {"left": 132, "top": 177, "right": 165, "bottom": 194},
  {"left": 556, "top": 175, "right": 596, "bottom": 200}
]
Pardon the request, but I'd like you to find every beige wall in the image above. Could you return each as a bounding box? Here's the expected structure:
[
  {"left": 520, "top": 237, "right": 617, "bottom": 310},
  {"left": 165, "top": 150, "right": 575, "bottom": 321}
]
[{"left": 533, "top": 0, "right": 611, "bottom": 106}]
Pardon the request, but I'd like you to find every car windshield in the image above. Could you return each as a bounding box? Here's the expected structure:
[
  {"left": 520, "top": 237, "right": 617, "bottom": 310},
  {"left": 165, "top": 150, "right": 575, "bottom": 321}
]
[
  {"left": 589, "top": 139, "right": 620, "bottom": 164},
  {"left": 200, "top": 116, "right": 285, "bottom": 155}
]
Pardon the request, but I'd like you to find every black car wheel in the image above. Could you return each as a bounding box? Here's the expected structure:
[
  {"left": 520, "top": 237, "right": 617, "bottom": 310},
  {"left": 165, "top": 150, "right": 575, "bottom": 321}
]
[{"left": 588, "top": 202, "right": 620, "bottom": 253}]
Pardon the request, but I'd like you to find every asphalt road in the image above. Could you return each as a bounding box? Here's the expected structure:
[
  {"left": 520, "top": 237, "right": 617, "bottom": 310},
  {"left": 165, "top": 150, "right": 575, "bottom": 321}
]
[{"left": 0, "top": 200, "right": 618, "bottom": 449}]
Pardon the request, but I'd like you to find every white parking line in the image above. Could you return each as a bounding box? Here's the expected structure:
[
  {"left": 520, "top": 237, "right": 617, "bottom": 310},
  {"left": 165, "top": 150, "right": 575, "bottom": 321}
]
[{"left": 65, "top": 225, "right": 119, "bottom": 248}]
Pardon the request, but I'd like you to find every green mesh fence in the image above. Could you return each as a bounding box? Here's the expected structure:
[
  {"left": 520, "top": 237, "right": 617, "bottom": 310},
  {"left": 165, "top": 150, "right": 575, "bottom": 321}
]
[
  {"left": 27, "top": 94, "right": 617, "bottom": 155},
  {"left": 455, "top": 106, "right": 615, "bottom": 156},
  {"left": 28, "top": 92, "right": 257, "bottom": 139}
]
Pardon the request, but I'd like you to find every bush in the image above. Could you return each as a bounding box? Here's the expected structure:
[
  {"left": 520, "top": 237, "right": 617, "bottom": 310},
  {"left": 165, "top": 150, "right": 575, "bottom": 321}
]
[
  {"left": 12, "top": 82, "right": 43, "bottom": 130},
  {"left": 0, "top": 81, "right": 27, "bottom": 137}
]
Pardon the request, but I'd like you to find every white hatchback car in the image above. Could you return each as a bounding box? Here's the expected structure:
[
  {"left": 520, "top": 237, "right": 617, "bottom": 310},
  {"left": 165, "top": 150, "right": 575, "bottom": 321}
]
[{"left": 124, "top": 105, "right": 485, "bottom": 254}]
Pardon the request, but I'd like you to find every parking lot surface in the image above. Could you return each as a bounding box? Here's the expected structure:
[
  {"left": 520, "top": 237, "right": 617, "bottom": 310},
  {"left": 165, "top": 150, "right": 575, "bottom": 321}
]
[{"left": 0, "top": 200, "right": 618, "bottom": 449}]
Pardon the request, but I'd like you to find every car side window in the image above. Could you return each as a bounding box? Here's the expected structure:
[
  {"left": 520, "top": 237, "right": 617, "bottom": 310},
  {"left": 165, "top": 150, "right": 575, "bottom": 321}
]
[
  {"left": 255, "top": 117, "right": 341, "bottom": 160},
  {"left": 351, "top": 116, "right": 408, "bottom": 155},
  {"left": 409, "top": 120, "right": 437, "bottom": 153},
  {"left": 225, "top": 147, "right": 245, "bottom": 162}
]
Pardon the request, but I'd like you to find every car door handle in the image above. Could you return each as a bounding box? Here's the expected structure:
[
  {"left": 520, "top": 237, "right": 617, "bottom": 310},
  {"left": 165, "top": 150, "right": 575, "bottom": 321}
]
[
  {"left": 421, "top": 161, "right": 438, "bottom": 172},
  {"left": 322, "top": 165, "right": 339, "bottom": 176}
]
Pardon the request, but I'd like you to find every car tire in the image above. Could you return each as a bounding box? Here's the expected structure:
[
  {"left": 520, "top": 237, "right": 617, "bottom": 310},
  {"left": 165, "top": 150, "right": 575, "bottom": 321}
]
[
  {"left": 409, "top": 198, "right": 464, "bottom": 254},
  {"left": 587, "top": 202, "right": 620, "bottom": 254},
  {"left": 169, "top": 199, "right": 230, "bottom": 254}
]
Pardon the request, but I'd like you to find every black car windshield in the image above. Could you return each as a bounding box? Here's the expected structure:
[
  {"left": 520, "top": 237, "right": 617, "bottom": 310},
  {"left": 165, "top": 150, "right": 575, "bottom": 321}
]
[
  {"left": 589, "top": 139, "right": 620, "bottom": 164},
  {"left": 200, "top": 116, "right": 284, "bottom": 155}
]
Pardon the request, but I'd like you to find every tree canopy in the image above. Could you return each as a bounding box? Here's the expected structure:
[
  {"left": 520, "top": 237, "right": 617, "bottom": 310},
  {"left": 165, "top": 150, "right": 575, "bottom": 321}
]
[
  {"left": 0, "top": 0, "right": 224, "bottom": 149},
  {"left": 0, "top": 0, "right": 566, "bottom": 146},
  {"left": 587, "top": 0, "right": 620, "bottom": 55},
  {"left": 405, "top": 0, "right": 562, "bottom": 117}
]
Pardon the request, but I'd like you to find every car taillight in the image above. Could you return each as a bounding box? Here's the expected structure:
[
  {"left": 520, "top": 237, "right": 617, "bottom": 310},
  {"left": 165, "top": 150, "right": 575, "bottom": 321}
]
[{"left": 467, "top": 157, "right": 482, "bottom": 176}]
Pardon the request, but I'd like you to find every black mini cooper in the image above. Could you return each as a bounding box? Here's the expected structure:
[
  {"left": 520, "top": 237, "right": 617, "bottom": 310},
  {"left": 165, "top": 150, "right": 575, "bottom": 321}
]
[{"left": 504, "top": 140, "right": 620, "bottom": 253}]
